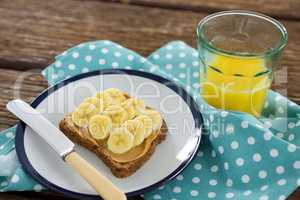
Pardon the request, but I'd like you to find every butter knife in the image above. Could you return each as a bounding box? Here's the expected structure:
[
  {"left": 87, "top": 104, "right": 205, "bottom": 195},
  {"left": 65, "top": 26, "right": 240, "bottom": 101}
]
[{"left": 7, "top": 99, "right": 126, "bottom": 200}]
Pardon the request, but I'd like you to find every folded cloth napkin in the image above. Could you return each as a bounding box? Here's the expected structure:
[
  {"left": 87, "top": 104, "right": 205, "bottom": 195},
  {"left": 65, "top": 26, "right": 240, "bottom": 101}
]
[{"left": 1, "top": 40, "right": 300, "bottom": 200}]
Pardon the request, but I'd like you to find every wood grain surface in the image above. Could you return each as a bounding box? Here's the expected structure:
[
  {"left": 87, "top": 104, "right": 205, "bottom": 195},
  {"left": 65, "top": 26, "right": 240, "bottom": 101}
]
[
  {"left": 0, "top": 0, "right": 299, "bottom": 200},
  {"left": 112, "top": 0, "right": 300, "bottom": 20},
  {"left": 0, "top": 0, "right": 300, "bottom": 103}
]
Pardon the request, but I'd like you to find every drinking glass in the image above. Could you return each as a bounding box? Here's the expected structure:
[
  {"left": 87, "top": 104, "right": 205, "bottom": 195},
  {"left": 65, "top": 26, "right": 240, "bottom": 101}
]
[{"left": 197, "top": 10, "right": 288, "bottom": 117}]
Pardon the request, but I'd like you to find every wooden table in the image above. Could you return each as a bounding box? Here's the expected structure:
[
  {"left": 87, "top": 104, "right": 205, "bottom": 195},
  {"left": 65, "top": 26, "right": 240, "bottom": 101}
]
[{"left": 0, "top": 0, "right": 299, "bottom": 199}]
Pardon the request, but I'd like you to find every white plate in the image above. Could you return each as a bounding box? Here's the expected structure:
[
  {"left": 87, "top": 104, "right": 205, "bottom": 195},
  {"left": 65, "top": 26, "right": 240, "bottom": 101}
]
[{"left": 16, "top": 69, "right": 202, "bottom": 199}]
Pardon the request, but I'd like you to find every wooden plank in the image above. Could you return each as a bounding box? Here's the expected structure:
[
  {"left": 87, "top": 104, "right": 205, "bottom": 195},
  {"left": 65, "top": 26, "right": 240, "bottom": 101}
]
[
  {"left": 0, "top": 192, "right": 74, "bottom": 200},
  {"left": 0, "top": 0, "right": 298, "bottom": 69},
  {"left": 0, "top": 0, "right": 205, "bottom": 70},
  {"left": 112, "top": 0, "right": 300, "bottom": 20},
  {"left": 0, "top": 69, "right": 47, "bottom": 130},
  {"left": 0, "top": 191, "right": 142, "bottom": 200},
  {"left": 0, "top": 1, "right": 299, "bottom": 199},
  {"left": 0, "top": 191, "right": 298, "bottom": 200},
  {"left": 0, "top": 0, "right": 299, "bottom": 103}
]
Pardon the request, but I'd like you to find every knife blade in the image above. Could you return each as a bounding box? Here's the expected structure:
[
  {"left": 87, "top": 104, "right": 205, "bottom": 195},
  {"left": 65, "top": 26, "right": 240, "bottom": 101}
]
[
  {"left": 7, "top": 99, "right": 126, "bottom": 200},
  {"left": 7, "top": 99, "right": 75, "bottom": 158}
]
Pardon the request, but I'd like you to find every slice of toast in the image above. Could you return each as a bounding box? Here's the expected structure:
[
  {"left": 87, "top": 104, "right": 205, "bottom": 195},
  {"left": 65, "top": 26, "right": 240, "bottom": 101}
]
[{"left": 59, "top": 114, "right": 167, "bottom": 178}]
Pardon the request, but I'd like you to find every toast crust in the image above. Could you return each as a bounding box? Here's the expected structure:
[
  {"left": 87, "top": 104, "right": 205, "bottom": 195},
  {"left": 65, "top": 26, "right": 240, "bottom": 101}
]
[{"left": 59, "top": 114, "right": 167, "bottom": 178}]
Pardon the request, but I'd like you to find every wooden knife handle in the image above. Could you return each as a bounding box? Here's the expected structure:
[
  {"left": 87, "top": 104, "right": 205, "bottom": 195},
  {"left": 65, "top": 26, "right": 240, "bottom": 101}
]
[{"left": 65, "top": 151, "right": 127, "bottom": 200}]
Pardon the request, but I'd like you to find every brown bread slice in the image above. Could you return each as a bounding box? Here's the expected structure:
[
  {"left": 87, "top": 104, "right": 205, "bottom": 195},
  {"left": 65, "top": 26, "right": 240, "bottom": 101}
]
[{"left": 59, "top": 114, "right": 167, "bottom": 178}]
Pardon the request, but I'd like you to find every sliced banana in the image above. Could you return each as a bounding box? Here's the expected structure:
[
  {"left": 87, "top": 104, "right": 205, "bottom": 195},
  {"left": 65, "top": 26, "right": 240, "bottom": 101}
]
[
  {"left": 95, "top": 88, "right": 126, "bottom": 107},
  {"left": 88, "top": 114, "right": 112, "bottom": 140},
  {"left": 121, "top": 98, "right": 146, "bottom": 119},
  {"left": 71, "top": 102, "right": 98, "bottom": 127},
  {"left": 77, "top": 102, "right": 98, "bottom": 117},
  {"left": 132, "top": 98, "right": 146, "bottom": 114},
  {"left": 104, "top": 105, "right": 128, "bottom": 127},
  {"left": 107, "top": 127, "right": 134, "bottom": 154},
  {"left": 71, "top": 88, "right": 164, "bottom": 154},
  {"left": 105, "top": 88, "right": 126, "bottom": 105},
  {"left": 143, "top": 109, "right": 163, "bottom": 131},
  {"left": 121, "top": 99, "right": 135, "bottom": 119},
  {"left": 71, "top": 109, "right": 89, "bottom": 127},
  {"left": 83, "top": 97, "right": 105, "bottom": 112},
  {"left": 122, "top": 119, "right": 145, "bottom": 146},
  {"left": 95, "top": 92, "right": 113, "bottom": 108},
  {"left": 135, "top": 115, "right": 153, "bottom": 137}
]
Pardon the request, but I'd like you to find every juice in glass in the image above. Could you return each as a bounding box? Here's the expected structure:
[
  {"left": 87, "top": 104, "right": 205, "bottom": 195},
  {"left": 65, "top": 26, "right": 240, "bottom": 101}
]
[{"left": 197, "top": 11, "right": 287, "bottom": 117}]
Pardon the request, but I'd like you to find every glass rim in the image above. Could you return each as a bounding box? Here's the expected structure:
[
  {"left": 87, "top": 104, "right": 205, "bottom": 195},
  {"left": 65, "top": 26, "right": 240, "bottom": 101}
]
[{"left": 197, "top": 10, "right": 288, "bottom": 58}]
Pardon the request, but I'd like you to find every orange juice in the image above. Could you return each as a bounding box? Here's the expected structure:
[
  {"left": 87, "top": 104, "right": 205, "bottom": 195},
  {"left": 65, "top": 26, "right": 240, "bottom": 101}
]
[
  {"left": 197, "top": 11, "right": 288, "bottom": 117},
  {"left": 201, "top": 55, "right": 271, "bottom": 117}
]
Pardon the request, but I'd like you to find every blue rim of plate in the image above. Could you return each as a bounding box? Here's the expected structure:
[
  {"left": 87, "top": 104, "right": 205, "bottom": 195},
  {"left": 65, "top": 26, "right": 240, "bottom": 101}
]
[{"left": 15, "top": 69, "right": 203, "bottom": 200}]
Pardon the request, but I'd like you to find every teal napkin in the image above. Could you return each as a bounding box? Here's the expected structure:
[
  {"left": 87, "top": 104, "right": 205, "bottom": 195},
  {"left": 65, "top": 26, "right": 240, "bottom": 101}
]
[{"left": 1, "top": 40, "right": 300, "bottom": 200}]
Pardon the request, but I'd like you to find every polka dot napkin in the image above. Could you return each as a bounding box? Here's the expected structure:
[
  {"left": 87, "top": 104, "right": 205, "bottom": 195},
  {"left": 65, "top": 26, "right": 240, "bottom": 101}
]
[{"left": 0, "top": 40, "right": 300, "bottom": 200}]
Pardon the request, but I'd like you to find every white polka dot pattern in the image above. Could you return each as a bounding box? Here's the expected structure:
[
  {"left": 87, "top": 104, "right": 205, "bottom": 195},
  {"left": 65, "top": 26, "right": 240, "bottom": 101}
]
[{"left": 0, "top": 40, "right": 298, "bottom": 200}]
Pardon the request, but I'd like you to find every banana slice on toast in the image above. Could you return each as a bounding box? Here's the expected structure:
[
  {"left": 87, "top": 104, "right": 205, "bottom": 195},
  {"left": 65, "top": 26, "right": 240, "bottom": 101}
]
[
  {"left": 71, "top": 102, "right": 98, "bottom": 127},
  {"left": 83, "top": 97, "right": 105, "bottom": 112},
  {"left": 107, "top": 127, "right": 134, "bottom": 154},
  {"left": 70, "top": 88, "right": 165, "bottom": 156},
  {"left": 121, "top": 98, "right": 146, "bottom": 119},
  {"left": 135, "top": 115, "right": 153, "bottom": 137},
  {"left": 142, "top": 109, "right": 163, "bottom": 131},
  {"left": 96, "top": 88, "right": 126, "bottom": 107},
  {"left": 88, "top": 114, "right": 113, "bottom": 139},
  {"left": 104, "top": 105, "right": 128, "bottom": 127},
  {"left": 122, "top": 119, "right": 145, "bottom": 146},
  {"left": 104, "top": 88, "right": 126, "bottom": 104}
]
